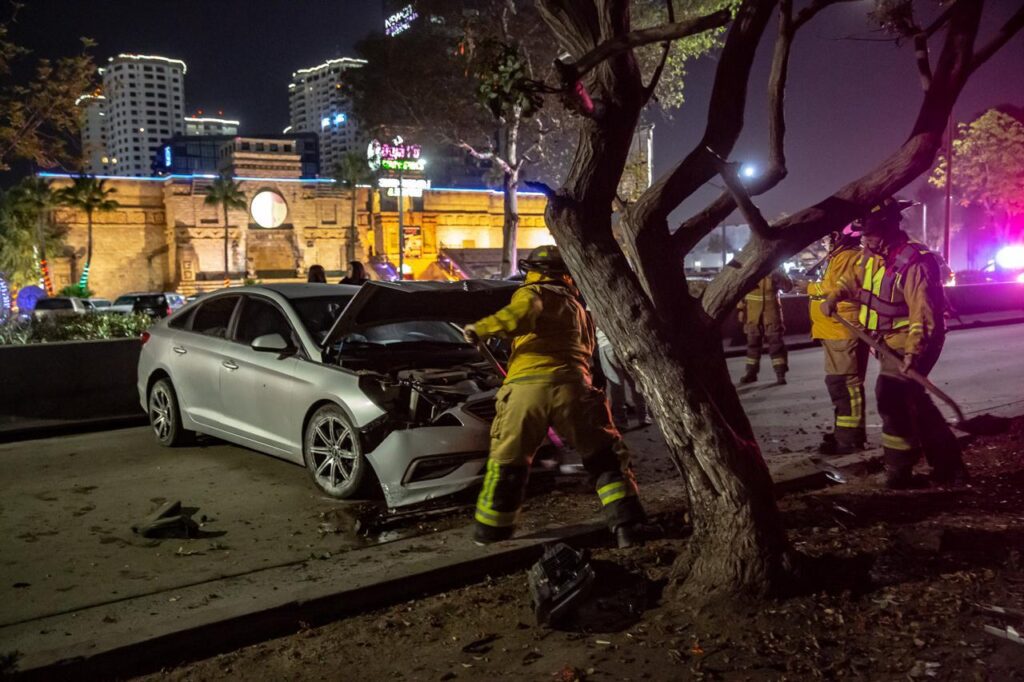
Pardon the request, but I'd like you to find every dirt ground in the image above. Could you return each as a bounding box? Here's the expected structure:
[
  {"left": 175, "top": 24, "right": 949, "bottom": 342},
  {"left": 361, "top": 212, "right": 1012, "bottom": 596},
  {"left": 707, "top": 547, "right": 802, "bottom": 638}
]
[{"left": 141, "top": 418, "right": 1024, "bottom": 682}]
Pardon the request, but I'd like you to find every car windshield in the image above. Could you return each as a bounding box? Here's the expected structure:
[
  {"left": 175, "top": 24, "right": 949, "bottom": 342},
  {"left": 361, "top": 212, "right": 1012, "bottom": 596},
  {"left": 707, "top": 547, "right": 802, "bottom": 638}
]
[
  {"left": 35, "top": 298, "right": 72, "bottom": 310},
  {"left": 338, "top": 321, "right": 469, "bottom": 351},
  {"left": 290, "top": 295, "right": 354, "bottom": 341},
  {"left": 90, "top": 300, "right": 111, "bottom": 308},
  {"left": 113, "top": 296, "right": 138, "bottom": 306}
]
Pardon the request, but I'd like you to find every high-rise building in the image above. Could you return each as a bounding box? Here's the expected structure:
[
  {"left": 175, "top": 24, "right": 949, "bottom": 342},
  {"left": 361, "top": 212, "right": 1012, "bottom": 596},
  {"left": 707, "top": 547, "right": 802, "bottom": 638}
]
[
  {"left": 185, "top": 115, "right": 240, "bottom": 136},
  {"left": 288, "top": 57, "right": 365, "bottom": 173},
  {"left": 98, "top": 54, "right": 187, "bottom": 176},
  {"left": 76, "top": 93, "right": 112, "bottom": 174}
]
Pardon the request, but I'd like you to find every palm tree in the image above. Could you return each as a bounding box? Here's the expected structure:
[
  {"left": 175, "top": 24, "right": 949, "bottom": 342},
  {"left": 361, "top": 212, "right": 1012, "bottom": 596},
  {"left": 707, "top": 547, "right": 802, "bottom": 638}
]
[
  {"left": 333, "top": 152, "right": 375, "bottom": 263},
  {"left": 13, "top": 177, "right": 61, "bottom": 295},
  {"left": 204, "top": 174, "right": 247, "bottom": 285},
  {"left": 56, "top": 175, "right": 120, "bottom": 287}
]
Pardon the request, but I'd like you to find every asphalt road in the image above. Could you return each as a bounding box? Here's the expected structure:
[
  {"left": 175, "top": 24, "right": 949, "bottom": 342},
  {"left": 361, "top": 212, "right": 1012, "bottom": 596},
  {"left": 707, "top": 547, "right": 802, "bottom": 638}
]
[{"left": 1, "top": 323, "right": 1022, "bottom": 629}]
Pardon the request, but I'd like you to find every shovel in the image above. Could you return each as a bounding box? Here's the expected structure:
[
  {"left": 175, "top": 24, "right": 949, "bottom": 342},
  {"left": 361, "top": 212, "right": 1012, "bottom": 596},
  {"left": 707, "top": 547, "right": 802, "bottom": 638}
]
[{"left": 831, "top": 314, "right": 1007, "bottom": 435}]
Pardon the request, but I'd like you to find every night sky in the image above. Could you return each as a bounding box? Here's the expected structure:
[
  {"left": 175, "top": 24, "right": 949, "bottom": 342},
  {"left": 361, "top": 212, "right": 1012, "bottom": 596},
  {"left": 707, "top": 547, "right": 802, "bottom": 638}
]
[{"left": 9, "top": 0, "right": 1024, "bottom": 220}]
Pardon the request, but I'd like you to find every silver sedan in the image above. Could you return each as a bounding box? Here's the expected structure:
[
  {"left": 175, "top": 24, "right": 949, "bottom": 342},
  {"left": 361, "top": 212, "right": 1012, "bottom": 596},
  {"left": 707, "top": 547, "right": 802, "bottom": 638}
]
[{"left": 137, "top": 281, "right": 515, "bottom": 508}]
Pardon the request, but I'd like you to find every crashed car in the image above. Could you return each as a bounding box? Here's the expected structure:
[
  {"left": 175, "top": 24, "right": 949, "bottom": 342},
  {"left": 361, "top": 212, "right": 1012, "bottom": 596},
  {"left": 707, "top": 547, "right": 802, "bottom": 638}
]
[{"left": 137, "top": 281, "right": 516, "bottom": 508}]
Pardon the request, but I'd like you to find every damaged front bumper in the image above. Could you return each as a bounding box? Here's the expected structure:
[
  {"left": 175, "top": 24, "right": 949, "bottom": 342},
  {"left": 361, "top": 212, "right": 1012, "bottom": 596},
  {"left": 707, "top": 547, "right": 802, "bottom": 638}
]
[{"left": 365, "top": 397, "right": 495, "bottom": 509}]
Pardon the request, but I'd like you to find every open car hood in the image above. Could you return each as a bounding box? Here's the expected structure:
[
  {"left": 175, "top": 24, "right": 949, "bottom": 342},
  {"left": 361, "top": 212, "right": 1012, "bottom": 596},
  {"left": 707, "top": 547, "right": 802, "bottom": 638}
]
[{"left": 320, "top": 280, "right": 517, "bottom": 349}]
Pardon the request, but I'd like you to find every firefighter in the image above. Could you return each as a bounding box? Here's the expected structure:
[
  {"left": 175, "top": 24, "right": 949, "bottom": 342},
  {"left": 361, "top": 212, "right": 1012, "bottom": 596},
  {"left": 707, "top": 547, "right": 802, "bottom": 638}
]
[
  {"left": 463, "top": 245, "right": 646, "bottom": 548},
  {"left": 738, "top": 269, "right": 794, "bottom": 385},
  {"left": 807, "top": 226, "right": 868, "bottom": 454},
  {"left": 823, "top": 198, "right": 968, "bottom": 488}
]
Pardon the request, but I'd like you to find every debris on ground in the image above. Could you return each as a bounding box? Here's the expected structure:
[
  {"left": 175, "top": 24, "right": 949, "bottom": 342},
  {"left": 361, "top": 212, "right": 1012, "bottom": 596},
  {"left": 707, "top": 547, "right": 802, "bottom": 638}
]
[{"left": 131, "top": 501, "right": 199, "bottom": 539}]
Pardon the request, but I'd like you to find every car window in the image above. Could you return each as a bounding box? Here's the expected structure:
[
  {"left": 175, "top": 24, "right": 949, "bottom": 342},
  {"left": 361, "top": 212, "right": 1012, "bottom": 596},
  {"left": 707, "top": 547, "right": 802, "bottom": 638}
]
[
  {"left": 290, "top": 295, "right": 353, "bottom": 341},
  {"left": 191, "top": 296, "right": 239, "bottom": 338},
  {"left": 235, "top": 297, "right": 294, "bottom": 345},
  {"left": 114, "top": 296, "right": 137, "bottom": 306},
  {"left": 167, "top": 306, "right": 194, "bottom": 329},
  {"left": 35, "top": 299, "right": 72, "bottom": 310}
]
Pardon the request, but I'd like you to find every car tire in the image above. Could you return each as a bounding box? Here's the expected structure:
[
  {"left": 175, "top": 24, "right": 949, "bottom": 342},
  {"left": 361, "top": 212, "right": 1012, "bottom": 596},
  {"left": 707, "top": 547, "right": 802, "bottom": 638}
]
[
  {"left": 148, "top": 378, "right": 193, "bottom": 447},
  {"left": 303, "top": 404, "right": 371, "bottom": 499}
]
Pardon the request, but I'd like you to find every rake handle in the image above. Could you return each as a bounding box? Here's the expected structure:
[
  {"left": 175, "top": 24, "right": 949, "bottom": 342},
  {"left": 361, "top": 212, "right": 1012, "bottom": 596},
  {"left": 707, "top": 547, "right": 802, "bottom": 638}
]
[{"left": 830, "top": 313, "right": 966, "bottom": 424}]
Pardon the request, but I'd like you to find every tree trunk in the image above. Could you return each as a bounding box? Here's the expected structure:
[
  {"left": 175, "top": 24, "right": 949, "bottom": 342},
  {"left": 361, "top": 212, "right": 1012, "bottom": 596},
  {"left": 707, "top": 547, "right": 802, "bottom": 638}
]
[
  {"left": 499, "top": 118, "right": 521, "bottom": 279},
  {"left": 547, "top": 194, "right": 790, "bottom": 601},
  {"left": 501, "top": 171, "right": 520, "bottom": 278}
]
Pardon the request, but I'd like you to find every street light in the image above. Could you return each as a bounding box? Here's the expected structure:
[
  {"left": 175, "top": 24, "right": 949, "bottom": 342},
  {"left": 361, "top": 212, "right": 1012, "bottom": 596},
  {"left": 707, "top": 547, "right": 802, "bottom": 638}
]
[{"left": 740, "top": 163, "right": 758, "bottom": 179}]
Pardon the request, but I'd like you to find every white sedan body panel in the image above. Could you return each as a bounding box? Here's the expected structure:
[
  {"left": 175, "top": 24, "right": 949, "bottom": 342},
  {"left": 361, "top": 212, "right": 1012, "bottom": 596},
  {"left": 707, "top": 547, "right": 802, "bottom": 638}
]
[{"left": 137, "top": 282, "right": 513, "bottom": 507}]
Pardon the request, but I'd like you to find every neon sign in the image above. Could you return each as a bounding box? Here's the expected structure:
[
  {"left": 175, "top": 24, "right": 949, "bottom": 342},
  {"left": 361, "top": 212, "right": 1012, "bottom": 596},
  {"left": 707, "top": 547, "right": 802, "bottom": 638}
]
[
  {"left": 368, "top": 137, "right": 425, "bottom": 172},
  {"left": 385, "top": 5, "right": 419, "bottom": 36},
  {"left": 322, "top": 113, "right": 348, "bottom": 129}
]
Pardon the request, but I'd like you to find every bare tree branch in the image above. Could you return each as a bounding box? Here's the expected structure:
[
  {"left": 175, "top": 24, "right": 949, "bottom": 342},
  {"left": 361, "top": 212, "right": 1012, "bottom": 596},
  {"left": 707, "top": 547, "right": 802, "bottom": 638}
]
[
  {"left": 560, "top": 10, "right": 732, "bottom": 83},
  {"left": 459, "top": 141, "right": 514, "bottom": 175},
  {"left": 709, "top": 149, "right": 773, "bottom": 239},
  {"left": 641, "top": 0, "right": 677, "bottom": 104},
  {"left": 912, "top": 30, "right": 932, "bottom": 91},
  {"left": 700, "top": 0, "right": 997, "bottom": 322},
  {"left": 971, "top": 3, "right": 1024, "bottom": 71},
  {"left": 670, "top": 0, "right": 852, "bottom": 255},
  {"left": 524, "top": 179, "right": 556, "bottom": 198}
]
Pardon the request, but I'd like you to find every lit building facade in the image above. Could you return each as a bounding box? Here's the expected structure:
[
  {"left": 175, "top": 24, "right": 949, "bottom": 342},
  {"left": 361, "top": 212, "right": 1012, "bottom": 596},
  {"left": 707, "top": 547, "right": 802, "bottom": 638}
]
[
  {"left": 152, "top": 133, "right": 320, "bottom": 178},
  {"left": 98, "top": 54, "right": 187, "bottom": 177},
  {"left": 288, "top": 57, "right": 365, "bottom": 173},
  {"left": 77, "top": 94, "right": 111, "bottom": 174},
  {"left": 184, "top": 116, "right": 240, "bottom": 136},
  {"left": 42, "top": 173, "right": 553, "bottom": 298}
]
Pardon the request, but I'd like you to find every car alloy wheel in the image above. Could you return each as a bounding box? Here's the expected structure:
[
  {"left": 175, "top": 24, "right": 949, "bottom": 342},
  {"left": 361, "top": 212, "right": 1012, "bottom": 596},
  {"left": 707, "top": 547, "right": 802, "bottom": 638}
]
[
  {"left": 304, "top": 405, "right": 368, "bottom": 498},
  {"left": 150, "top": 384, "right": 173, "bottom": 442},
  {"left": 148, "top": 377, "right": 191, "bottom": 447}
]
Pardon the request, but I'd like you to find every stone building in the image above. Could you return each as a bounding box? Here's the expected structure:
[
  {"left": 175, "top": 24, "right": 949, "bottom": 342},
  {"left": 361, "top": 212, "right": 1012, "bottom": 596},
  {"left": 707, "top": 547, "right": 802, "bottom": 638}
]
[{"left": 43, "top": 172, "right": 553, "bottom": 299}]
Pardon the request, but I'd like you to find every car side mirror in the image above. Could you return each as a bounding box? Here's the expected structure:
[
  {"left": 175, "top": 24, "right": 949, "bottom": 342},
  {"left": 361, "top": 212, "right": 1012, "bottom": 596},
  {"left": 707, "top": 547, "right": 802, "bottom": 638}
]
[{"left": 251, "top": 333, "right": 292, "bottom": 354}]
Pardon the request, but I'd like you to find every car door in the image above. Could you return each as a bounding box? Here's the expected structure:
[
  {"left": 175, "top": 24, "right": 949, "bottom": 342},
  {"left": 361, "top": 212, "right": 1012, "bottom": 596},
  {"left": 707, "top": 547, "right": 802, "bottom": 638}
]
[
  {"left": 218, "top": 295, "right": 304, "bottom": 454},
  {"left": 169, "top": 294, "right": 240, "bottom": 430}
]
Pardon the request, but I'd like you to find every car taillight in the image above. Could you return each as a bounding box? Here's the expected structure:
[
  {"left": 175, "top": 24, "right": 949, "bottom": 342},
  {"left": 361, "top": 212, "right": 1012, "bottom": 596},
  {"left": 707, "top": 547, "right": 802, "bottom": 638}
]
[
  {"left": 141, "top": 331, "right": 151, "bottom": 345},
  {"left": 166, "top": 305, "right": 172, "bottom": 316}
]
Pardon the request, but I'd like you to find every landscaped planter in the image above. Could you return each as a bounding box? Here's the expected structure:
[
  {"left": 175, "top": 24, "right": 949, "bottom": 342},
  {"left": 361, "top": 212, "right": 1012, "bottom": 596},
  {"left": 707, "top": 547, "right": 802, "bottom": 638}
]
[{"left": 0, "top": 338, "right": 143, "bottom": 428}]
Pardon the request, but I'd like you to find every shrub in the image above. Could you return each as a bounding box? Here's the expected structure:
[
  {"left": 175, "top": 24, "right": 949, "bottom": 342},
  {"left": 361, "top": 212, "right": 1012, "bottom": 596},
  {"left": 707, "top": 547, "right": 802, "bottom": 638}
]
[
  {"left": 0, "top": 312, "right": 152, "bottom": 345},
  {"left": 58, "top": 284, "right": 95, "bottom": 298}
]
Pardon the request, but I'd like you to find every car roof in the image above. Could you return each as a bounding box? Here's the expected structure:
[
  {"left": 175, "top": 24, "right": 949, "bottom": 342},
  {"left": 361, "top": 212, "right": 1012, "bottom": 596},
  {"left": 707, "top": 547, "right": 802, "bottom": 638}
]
[{"left": 244, "top": 283, "right": 362, "bottom": 300}]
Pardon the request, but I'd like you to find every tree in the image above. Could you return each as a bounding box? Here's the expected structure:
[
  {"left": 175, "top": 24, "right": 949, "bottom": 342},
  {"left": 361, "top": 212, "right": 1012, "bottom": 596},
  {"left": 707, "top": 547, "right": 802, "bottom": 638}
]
[
  {"left": 333, "top": 151, "right": 376, "bottom": 263},
  {"left": 511, "top": 0, "right": 1022, "bottom": 602},
  {"left": 0, "top": 178, "right": 66, "bottom": 289},
  {"left": 928, "top": 109, "right": 1024, "bottom": 245},
  {"left": 56, "top": 175, "right": 119, "bottom": 287},
  {"left": 12, "top": 176, "right": 63, "bottom": 295},
  {"left": 204, "top": 175, "right": 247, "bottom": 285},
  {"left": 0, "top": 11, "right": 97, "bottom": 171}
]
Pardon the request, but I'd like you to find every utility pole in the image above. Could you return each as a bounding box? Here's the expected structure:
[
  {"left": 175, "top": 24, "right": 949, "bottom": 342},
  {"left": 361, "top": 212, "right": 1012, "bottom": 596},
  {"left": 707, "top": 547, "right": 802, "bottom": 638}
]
[{"left": 943, "top": 114, "right": 954, "bottom": 263}]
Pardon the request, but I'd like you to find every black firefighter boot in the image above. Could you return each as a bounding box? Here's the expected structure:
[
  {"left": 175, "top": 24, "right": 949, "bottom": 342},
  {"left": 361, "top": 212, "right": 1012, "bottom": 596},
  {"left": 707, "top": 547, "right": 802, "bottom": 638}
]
[
  {"left": 775, "top": 368, "right": 787, "bottom": 385},
  {"left": 739, "top": 365, "right": 758, "bottom": 384}
]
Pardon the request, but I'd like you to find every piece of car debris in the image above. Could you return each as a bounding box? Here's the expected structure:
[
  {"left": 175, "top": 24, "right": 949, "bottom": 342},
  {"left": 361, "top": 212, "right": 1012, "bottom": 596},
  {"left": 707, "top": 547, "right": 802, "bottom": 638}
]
[
  {"left": 528, "top": 543, "right": 595, "bottom": 626},
  {"left": 131, "top": 500, "right": 199, "bottom": 538},
  {"left": 977, "top": 604, "right": 1024, "bottom": 646}
]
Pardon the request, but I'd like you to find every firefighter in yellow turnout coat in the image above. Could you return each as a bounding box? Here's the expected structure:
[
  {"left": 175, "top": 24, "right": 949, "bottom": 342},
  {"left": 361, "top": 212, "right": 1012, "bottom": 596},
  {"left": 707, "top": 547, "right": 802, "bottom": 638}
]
[
  {"left": 738, "top": 270, "right": 794, "bottom": 384},
  {"left": 807, "top": 228, "right": 868, "bottom": 454},
  {"left": 463, "top": 246, "right": 645, "bottom": 547},
  {"left": 824, "top": 198, "right": 968, "bottom": 488}
]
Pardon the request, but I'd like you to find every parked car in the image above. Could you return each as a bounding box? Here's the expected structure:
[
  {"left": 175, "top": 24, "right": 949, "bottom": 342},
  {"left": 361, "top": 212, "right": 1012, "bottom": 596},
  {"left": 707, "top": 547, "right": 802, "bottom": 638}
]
[
  {"left": 137, "top": 281, "right": 516, "bottom": 508},
  {"left": 32, "top": 296, "right": 91, "bottom": 321},
  {"left": 110, "top": 292, "right": 185, "bottom": 318}
]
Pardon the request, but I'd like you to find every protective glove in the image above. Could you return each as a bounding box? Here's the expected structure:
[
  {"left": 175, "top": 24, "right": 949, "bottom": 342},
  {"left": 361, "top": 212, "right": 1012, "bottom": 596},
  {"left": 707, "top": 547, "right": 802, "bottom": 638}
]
[
  {"left": 463, "top": 325, "right": 479, "bottom": 344},
  {"left": 819, "top": 297, "right": 838, "bottom": 318}
]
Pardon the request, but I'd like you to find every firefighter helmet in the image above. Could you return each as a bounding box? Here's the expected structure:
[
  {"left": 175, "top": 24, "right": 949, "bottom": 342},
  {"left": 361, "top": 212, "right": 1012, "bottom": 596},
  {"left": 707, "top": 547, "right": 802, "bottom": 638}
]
[
  {"left": 519, "top": 244, "right": 568, "bottom": 274},
  {"left": 857, "top": 197, "right": 915, "bottom": 233}
]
